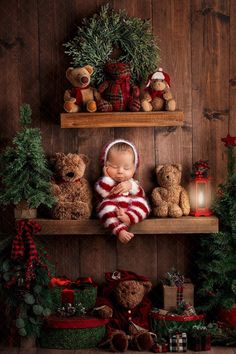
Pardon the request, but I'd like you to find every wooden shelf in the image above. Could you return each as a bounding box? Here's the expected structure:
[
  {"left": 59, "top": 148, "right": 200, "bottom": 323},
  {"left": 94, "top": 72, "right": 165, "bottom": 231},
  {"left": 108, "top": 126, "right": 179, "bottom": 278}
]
[
  {"left": 60, "top": 111, "right": 184, "bottom": 128},
  {"left": 35, "top": 216, "right": 218, "bottom": 235}
]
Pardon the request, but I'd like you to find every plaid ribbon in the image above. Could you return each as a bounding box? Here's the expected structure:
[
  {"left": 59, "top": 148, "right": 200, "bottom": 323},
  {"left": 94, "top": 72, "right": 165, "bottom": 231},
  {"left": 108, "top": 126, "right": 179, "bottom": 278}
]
[
  {"left": 176, "top": 286, "right": 184, "bottom": 306},
  {"left": 11, "top": 220, "right": 41, "bottom": 286}
]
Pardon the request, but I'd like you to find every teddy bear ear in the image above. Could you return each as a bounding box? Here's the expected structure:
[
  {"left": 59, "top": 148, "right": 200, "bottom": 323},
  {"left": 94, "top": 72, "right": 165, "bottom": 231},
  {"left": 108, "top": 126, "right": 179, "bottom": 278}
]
[
  {"left": 173, "top": 164, "right": 182, "bottom": 172},
  {"left": 66, "top": 67, "right": 74, "bottom": 80},
  {"left": 84, "top": 65, "right": 94, "bottom": 76},
  {"left": 156, "top": 165, "right": 164, "bottom": 174},
  {"left": 141, "top": 281, "right": 152, "bottom": 294},
  {"left": 79, "top": 154, "right": 90, "bottom": 165}
]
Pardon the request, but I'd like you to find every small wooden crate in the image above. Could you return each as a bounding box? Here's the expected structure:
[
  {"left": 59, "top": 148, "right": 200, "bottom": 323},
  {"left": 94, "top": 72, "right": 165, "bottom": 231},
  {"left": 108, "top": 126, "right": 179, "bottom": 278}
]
[{"left": 163, "top": 283, "right": 194, "bottom": 311}]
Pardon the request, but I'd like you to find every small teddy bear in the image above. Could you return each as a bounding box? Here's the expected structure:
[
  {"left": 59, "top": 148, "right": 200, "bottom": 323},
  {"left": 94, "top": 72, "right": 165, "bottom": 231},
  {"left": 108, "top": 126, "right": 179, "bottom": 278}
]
[
  {"left": 51, "top": 153, "right": 92, "bottom": 220},
  {"left": 97, "top": 62, "right": 140, "bottom": 112},
  {"left": 151, "top": 164, "right": 190, "bottom": 218},
  {"left": 141, "top": 68, "right": 176, "bottom": 112},
  {"left": 64, "top": 65, "right": 97, "bottom": 113},
  {"left": 95, "top": 270, "right": 154, "bottom": 352}
]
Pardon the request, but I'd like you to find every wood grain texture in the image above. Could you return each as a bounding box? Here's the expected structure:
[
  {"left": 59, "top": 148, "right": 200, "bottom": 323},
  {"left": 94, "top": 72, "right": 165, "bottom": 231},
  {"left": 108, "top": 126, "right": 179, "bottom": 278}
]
[
  {"left": 60, "top": 111, "right": 184, "bottom": 128},
  {"left": 191, "top": 0, "right": 230, "bottom": 189},
  {"left": 0, "top": 0, "right": 235, "bottom": 284},
  {"left": 34, "top": 217, "right": 219, "bottom": 235},
  {"left": 230, "top": 0, "right": 236, "bottom": 136}
]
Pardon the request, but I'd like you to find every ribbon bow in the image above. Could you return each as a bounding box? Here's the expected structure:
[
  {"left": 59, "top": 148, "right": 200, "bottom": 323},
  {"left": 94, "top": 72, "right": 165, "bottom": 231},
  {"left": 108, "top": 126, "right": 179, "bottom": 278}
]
[{"left": 50, "top": 277, "right": 94, "bottom": 289}]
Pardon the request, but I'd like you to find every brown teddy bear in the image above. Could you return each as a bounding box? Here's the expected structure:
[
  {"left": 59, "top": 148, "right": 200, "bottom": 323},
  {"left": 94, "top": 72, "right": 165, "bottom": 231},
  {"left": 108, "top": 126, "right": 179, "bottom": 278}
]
[
  {"left": 97, "top": 62, "right": 140, "bottom": 112},
  {"left": 64, "top": 65, "right": 97, "bottom": 113},
  {"left": 151, "top": 164, "right": 190, "bottom": 218},
  {"left": 141, "top": 68, "right": 176, "bottom": 112},
  {"left": 51, "top": 153, "right": 92, "bottom": 220},
  {"left": 95, "top": 270, "right": 154, "bottom": 352}
]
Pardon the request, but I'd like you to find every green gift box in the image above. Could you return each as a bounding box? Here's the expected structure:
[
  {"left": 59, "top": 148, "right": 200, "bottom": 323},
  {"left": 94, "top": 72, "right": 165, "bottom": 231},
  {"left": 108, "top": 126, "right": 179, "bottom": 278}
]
[
  {"left": 150, "top": 311, "right": 205, "bottom": 338},
  {"left": 50, "top": 277, "right": 97, "bottom": 312},
  {"left": 40, "top": 315, "right": 108, "bottom": 349}
]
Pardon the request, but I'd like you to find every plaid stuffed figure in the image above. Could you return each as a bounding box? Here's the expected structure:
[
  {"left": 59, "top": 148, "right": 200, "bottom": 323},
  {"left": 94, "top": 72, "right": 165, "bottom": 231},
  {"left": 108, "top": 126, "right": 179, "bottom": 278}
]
[
  {"left": 97, "top": 62, "right": 140, "bottom": 112},
  {"left": 169, "top": 332, "right": 187, "bottom": 352}
]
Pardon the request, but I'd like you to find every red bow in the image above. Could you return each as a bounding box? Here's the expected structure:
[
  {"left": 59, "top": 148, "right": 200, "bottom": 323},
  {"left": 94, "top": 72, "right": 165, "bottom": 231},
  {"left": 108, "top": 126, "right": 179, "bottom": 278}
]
[{"left": 50, "top": 277, "right": 94, "bottom": 288}]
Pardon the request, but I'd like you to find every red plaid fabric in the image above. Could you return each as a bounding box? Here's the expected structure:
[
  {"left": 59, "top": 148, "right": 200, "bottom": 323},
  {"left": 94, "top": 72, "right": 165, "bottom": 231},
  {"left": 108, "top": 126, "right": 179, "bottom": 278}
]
[
  {"left": 102, "top": 63, "right": 132, "bottom": 111},
  {"left": 11, "top": 220, "right": 41, "bottom": 286},
  {"left": 176, "top": 286, "right": 184, "bottom": 306}
]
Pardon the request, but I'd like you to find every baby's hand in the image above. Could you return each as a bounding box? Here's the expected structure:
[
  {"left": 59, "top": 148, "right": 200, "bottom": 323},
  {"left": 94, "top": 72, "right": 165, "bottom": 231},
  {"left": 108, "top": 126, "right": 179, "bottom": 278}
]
[
  {"left": 111, "top": 181, "right": 132, "bottom": 194},
  {"left": 118, "top": 230, "right": 134, "bottom": 244}
]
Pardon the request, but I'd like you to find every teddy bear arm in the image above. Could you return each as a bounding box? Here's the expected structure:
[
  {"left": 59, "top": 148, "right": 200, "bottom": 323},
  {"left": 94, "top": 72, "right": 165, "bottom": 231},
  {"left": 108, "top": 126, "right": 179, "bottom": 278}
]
[
  {"left": 95, "top": 305, "right": 113, "bottom": 319},
  {"left": 98, "top": 81, "right": 109, "bottom": 93},
  {"left": 76, "top": 179, "right": 92, "bottom": 204},
  {"left": 163, "top": 89, "right": 173, "bottom": 101},
  {"left": 179, "top": 188, "right": 190, "bottom": 215},
  {"left": 142, "top": 92, "right": 152, "bottom": 102},
  {"left": 51, "top": 182, "right": 61, "bottom": 198},
  {"left": 131, "top": 85, "right": 140, "bottom": 98},
  {"left": 64, "top": 89, "right": 73, "bottom": 101},
  {"left": 151, "top": 187, "right": 166, "bottom": 205}
]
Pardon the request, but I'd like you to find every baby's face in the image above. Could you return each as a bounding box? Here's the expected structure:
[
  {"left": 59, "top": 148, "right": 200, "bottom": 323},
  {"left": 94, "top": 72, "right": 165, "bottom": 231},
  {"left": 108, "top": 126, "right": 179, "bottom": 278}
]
[{"left": 105, "top": 150, "right": 135, "bottom": 182}]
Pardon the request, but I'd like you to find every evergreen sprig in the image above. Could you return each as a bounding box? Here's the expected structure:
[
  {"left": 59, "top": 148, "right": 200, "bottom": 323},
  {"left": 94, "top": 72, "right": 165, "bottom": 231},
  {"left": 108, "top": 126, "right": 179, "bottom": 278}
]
[
  {"left": 0, "top": 104, "right": 56, "bottom": 209},
  {"left": 0, "top": 232, "right": 55, "bottom": 339},
  {"left": 196, "top": 142, "right": 236, "bottom": 312},
  {"left": 64, "top": 4, "right": 160, "bottom": 85}
]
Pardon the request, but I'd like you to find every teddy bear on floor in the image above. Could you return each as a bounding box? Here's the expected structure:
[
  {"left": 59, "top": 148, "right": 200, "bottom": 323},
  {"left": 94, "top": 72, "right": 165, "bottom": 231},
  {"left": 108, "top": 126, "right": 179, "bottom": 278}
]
[
  {"left": 141, "top": 68, "right": 176, "bottom": 112},
  {"left": 151, "top": 164, "right": 190, "bottom": 218},
  {"left": 95, "top": 270, "right": 154, "bottom": 352},
  {"left": 51, "top": 153, "right": 92, "bottom": 220},
  {"left": 97, "top": 62, "right": 140, "bottom": 112},
  {"left": 64, "top": 65, "right": 97, "bottom": 113}
]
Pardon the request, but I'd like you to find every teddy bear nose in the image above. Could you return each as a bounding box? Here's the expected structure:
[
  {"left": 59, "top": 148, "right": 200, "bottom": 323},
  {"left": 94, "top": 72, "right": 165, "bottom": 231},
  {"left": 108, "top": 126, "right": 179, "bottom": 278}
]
[
  {"left": 80, "top": 76, "right": 89, "bottom": 84},
  {"left": 66, "top": 172, "right": 75, "bottom": 178},
  {"left": 166, "top": 175, "right": 170, "bottom": 179}
]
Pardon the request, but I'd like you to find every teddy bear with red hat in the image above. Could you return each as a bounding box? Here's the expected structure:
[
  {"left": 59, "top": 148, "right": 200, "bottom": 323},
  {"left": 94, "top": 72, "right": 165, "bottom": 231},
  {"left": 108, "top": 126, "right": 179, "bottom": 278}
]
[
  {"left": 94, "top": 270, "right": 155, "bottom": 352},
  {"left": 141, "top": 68, "right": 176, "bottom": 112}
]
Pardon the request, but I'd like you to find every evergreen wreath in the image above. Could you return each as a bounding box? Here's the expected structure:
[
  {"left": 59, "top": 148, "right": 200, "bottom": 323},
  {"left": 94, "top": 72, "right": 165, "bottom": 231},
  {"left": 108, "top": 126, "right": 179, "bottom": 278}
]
[{"left": 64, "top": 4, "right": 160, "bottom": 85}]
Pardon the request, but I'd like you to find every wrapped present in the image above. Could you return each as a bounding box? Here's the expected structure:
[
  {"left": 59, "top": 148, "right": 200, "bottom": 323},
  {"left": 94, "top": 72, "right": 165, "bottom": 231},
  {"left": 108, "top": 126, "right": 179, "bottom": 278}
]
[
  {"left": 152, "top": 342, "right": 169, "bottom": 352},
  {"left": 189, "top": 334, "right": 211, "bottom": 351},
  {"left": 162, "top": 270, "right": 194, "bottom": 311},
  {"left": 39, "top": 315, "right": 109, "bottom": 349},
  {"left": 188, "top": 325, "right": 211, "bottom": 351},
  {"left": 150, "top": 310, "right": 205, "bottom": 338},
  {"left": 50, "top": 277, "right": 97, "bottom": 312},
  {"left": 169, "top": 332, "right": 187, "bottom": 352}
]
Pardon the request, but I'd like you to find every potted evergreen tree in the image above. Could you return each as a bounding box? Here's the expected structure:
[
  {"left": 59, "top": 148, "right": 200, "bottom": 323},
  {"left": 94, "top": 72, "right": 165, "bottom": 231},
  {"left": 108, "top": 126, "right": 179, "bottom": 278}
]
[
  {"left": 0, "top": 104, "right": 55, "bottom": 218},
  {"left": 197, "top": 134, "right": 236, "bottom": 328}
]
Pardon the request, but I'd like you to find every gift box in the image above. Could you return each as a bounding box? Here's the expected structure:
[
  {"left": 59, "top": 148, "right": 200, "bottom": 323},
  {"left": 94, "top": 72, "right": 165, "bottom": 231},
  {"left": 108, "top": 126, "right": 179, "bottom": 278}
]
[
  {"left": 152, "top": 342, "right": 169, "bottom": 352},
  {"left": 50, "top": 277, "right": 97, "bottom": 312},
  {"left": 150, "top": 311, "right": 205, "bottom": 338},
  {"left": 188, "top": 334, "right": 211, "bottom": 351},
  {"left": 163, "top": 283, "right": 194, "bottom": 311},
  {"left": 39, "top": 315, "right": 109, "bottom": 349},
  {"left": 169, "top": 332, "right": 187, "bottom": 352}
]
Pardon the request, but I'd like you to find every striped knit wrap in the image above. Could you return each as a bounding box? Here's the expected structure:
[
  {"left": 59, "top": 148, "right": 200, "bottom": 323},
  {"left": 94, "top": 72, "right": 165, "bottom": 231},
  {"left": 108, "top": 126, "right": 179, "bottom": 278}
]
[{"left": 95, "top": 176, "right": 150, "bottom": 236}]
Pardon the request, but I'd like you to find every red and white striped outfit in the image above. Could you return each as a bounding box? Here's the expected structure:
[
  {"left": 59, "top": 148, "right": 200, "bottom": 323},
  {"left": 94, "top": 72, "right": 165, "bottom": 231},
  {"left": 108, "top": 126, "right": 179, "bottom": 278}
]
[{"left": 95, "top": 176, "right": 150, "bottom": 236}]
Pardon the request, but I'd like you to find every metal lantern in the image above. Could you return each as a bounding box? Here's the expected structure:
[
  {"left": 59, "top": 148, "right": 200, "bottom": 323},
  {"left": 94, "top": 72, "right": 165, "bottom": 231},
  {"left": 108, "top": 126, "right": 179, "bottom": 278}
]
[{"left": 189, "top": 176, "right": 212, "bottom": 217}]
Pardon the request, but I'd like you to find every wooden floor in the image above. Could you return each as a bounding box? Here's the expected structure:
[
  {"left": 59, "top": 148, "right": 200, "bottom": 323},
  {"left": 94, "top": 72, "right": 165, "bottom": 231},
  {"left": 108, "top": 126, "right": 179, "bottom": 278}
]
[{"left": 0, "top": 347, "right": 236, "bottom": 354}]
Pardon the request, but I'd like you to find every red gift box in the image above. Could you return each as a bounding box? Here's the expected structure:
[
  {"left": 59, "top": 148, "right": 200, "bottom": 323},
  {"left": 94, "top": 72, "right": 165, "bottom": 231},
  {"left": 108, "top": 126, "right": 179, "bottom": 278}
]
[{"left": 152, "top": 342, "right": 168, "bottom": 352}]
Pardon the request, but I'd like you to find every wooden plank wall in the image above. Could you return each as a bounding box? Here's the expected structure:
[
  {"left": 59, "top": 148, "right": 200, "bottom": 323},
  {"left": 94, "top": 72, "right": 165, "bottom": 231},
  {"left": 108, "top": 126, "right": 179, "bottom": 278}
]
[{"left": 0, "top": 0, "right": 233, "bottom": 284}]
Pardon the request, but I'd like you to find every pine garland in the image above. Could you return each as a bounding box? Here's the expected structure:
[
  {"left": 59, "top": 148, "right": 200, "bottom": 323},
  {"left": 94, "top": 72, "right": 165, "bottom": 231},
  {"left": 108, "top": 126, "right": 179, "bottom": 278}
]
[
  {"left": 64, "top": 4, "right": 160, "bottom": 85},
  {"left": 0, "top": 104, "right": 55, "bottom": 209},
  {"left": 197, "top": 137, "right": 236, "bottom": 312}
]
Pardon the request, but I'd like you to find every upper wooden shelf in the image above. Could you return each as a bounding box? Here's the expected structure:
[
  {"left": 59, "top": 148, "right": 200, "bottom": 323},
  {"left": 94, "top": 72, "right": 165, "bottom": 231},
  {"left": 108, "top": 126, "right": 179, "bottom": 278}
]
[
  {"left": 35, "top": 216, "right": 218, "bottom": 235},
  {"left": 60, "top": 111, "right": 184, "bottom": 128}
]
